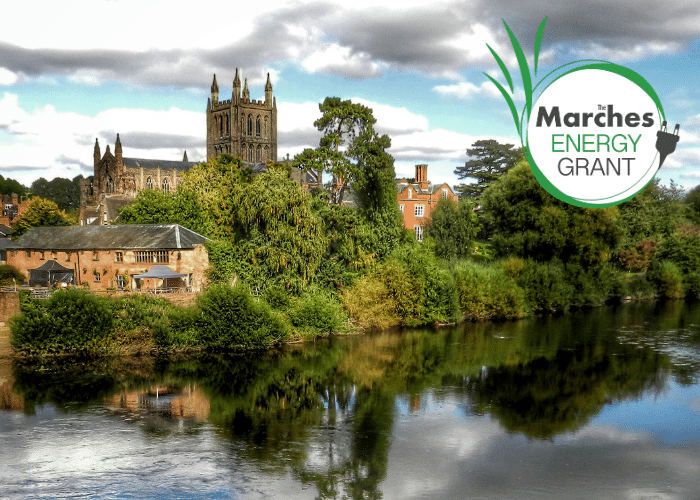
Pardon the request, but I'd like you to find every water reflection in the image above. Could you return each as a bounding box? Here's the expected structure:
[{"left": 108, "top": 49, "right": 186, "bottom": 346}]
[{"left": 2, "top": 301, "right": 700, "bottom": 498}]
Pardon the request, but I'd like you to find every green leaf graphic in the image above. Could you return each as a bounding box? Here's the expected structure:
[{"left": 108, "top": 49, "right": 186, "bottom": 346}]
[
  {"left": 534, "top": 17, "right": 548, "bottom": 76},
  {"left": 503, "top": 20, "right": 533, "bottom": 122},
  {"left": 487, "top": 43, "right": 514, "bottom": 93},
  {"left": 484, "top": 73, "right": 521, "bottom": 136}
]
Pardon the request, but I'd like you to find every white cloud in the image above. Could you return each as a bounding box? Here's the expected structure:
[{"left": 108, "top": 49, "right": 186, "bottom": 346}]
[
  {"left": 302, "top": 44, "right": 384, "bottom": 79},
  {"left": 0, "top": 68, "right": 18, "bottom": 86}
]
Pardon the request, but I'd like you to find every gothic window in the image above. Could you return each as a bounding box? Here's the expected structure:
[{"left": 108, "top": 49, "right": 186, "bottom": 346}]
[
  {"left": 256, "top": 116, "right": 261, "bottom": 137},
  {"left": 162, "top": 177, "right": 169, "bottom": 193},
  {"left": 146, "top": 177, "right": 153, "bottom": 189},
  {"left": 226, "top": 115, "right": 230, "bottom": 136},
  {"left": 248, "top": 144, "right": 254, "bottom": 162},
  {"left": 264, "top": 145, "right": 269, "bottom": 161},
  {"left": 241, "top": 117, "right": 245, "bottom": 136},
  {"left": 106, "top": 176, "right": 114, "bottom": 194},
  {"left": 256, "top": 145, "right": 261, "bottom": 162},
  {"left": 264, "top": 116, "right": 268, "bottom": 137},
  {"left": 247, "top": 115, "right": 253, "bottom": 136},
  {"left": 219, "top": 115, "right": 223, "bottom": 137}
]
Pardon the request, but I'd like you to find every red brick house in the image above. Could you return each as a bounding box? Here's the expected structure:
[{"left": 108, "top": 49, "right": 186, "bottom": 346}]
[
  {"left": 1, "top": 193, "right": 30, "bottom": 228},
  {"left": 396, "top": 164, "right": 459, "bottom": 241},
  {"left": 7, "top": 224, "right": 210, "bottom": 291}
]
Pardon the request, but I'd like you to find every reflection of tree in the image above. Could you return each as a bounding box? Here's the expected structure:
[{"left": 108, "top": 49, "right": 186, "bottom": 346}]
[{"left": 466, "top": 342, "right": 669, "bottom": 439}]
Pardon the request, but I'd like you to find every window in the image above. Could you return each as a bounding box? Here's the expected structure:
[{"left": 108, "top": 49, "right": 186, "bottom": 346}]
[
  {"left": 415, "top": 226, "right": 423, "bottom": 242},
  {"left": 407, "top": 188, "right": 412, "bottom": 199},
  {"left": 25, "top": 250, "right": 31, "bottom": 258},
  {"left": 162, "top": 177, "right": 169, "bottom": 193},
  {"left": 415, "top": 205, "right": 424, "bottom": 217},
  {"left": 247, "top": 115, "right": 253, "bottom": 136},
  {"left": 146, "top": 177, "right": 153, "bottom": 189},
  {"left": 399, "top": 204, "right": 405, "bottom": 214},
  {"left": 94, "top": 273, "right": 101, "bottom": 283},
  {"left": 93, "top": 251, "right": 99, "bottom": 261},
  {"left": 65, "top": 252, "right": 71, "bottom": 262},
  {"left": 115, "top": 275, "right": 125, "bottom": 289},
  {"left": 256, "top": 116, "right": 261, "bottom": 137},
  {"left": 442, "top": 188, "right": 448, "bottom": 199},
  {"left": 115, "top": 252, "right": 123, "bottom": 263},
  {"left": 135, "top": 250, "right": 169, "bottom": 263},
  {"left": 40, "top": 251, "right": 45, "bottom": 260}
]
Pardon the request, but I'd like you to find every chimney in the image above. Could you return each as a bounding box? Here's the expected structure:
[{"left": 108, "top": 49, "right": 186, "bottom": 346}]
[{"left": 415, "top": 164, "right": 428, "bottom": 190}]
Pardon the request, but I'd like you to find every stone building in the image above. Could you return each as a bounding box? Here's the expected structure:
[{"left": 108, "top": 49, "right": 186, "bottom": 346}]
[
  {"left": 7, "top": 224, "right": 210, "bottom": 291},
  {"left": 396, "top": 164, "right": 459, "bottom": 241},
  {"left": 207, "top": 71, "right": 277, "bottom": 163}
]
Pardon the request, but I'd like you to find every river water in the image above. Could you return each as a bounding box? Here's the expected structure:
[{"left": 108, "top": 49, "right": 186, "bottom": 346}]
[{"left": 1, "top": 301, "right": 700, "bottom": 499}]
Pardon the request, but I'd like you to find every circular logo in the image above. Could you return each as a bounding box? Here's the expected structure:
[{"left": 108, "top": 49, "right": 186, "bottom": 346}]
[{"left": 526, "top": 65, "right": 663, "bottom": 207}]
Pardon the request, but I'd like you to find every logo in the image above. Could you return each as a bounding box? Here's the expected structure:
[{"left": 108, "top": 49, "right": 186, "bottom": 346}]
[{"left": 487, "top": 18, "right": 680, "bottom": 207}]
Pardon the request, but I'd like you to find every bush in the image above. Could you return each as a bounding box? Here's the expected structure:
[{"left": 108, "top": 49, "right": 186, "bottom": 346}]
[
  {"left": 10, "top": 289, "right": 114, "bottom": 353},
  {"left": 648, "top": 261, "right": 685, "bottom": 300},
  {"left": 515, "top": 260, "right": 573, "bottom": 313},
  {"left": 288, "top": 288, "right": 348, "bottom": 339},
  {"left": 341, "top": 275, "right": 401, "bottom": 330},
  {"left": 153, "top": 306, "right": 203, "bottom": 349},
  {"left": 454, "top": 262, "right": 526, "bottom": 320},
  {"left": 195, "top": 283, "right": 288, "bottom": 349},
  {"left": 0, "top": 264, "right": 25, "bottom": 286}
]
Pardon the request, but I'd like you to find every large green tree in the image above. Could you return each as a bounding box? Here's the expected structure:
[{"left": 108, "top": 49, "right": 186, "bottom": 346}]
[
  {"left": 455, "top": 140, "right": 523, "bottom": 198},
  {"left": 481, "top": 161, "right": 620, "bottom": 268},
  {"left": 0, "top": 174, "right": 30, "bottom": 199},
  {"left": 11, "top": 197, "right": 72, "bottom": 237},
  {"left": 30, "top": 176, "right": 83, "bottom": 211},
  {"left": 425, "top": 198, "right": 480, "bottom": 260}
]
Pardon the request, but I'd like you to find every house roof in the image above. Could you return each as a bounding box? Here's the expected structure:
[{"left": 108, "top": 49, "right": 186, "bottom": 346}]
[
  {"left": 13, "top": 224, "right": 210, "bottom": 251},
  {"left": 396, "top": 181, "right": 455, "bottom": 196},
  {"left": 122, "top": 157, "right": 199, "bottom": 172},
  {"left": 0, "top": 224, "right": 12, "bottom": 237},
  {"left": 0, "top": 238, "right": 18, "bottom": 249}
]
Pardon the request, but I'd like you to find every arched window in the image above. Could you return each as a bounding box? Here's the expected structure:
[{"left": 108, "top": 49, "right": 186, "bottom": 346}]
[
  {"left": 219, "top": 115, "right": 223, "bottom": 137},
  {"left": 264, "top": 116, "right": 268, "bottom": 137},
  {"left": 247, "top": 115, "right": 253, "bottom": 136},
  {"left": 256, "top": 116, "right": 261, "bottom": 137},
  {"left": 256, "top": 145, "right": 261, "bottom": 162},
  {"left": 106, "top": 176, "right": 114, "bottom": 194},
  {"left": 162, "top": 177, "right": 169, "bottom": 193},
  {"left": 248, "top": 144, "right": 254, "bottom": 162},
  {"left": 241, "top": 117, "right": 245, "bottom": 136},
  {"left": 146, "top": 177, "right": 153, "bottom": 189}
]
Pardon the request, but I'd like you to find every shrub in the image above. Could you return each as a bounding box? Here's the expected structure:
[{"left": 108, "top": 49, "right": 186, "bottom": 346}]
[
  {"left": 648, "top": 261, "right": 685, "bottom": 300},
  {"left": 454, "top": 262, "right": 526, "bottom": 320},
  {"left": 10, "top": 289, "right": 114, "bottom": 352},
  {"left": 195, "top": 283, "right": 288, "bottom": 349},
  {"left": 341, "top": 275, "right": 401, "bottom": 330},
  {"left": 288, "top": 288, "right": 348, "bottom": 339},
  {"left": 0, "top": 264, "right": 25, "bottom": 286},
  {"left": 516, "top": 260, "right": 573, "bottom": 313}
]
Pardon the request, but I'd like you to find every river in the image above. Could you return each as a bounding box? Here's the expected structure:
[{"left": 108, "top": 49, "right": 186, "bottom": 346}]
[{"left": 1, "top": 301, "right": 700, "bottom": 499}]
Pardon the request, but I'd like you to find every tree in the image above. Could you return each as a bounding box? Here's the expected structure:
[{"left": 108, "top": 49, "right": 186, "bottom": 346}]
[
  {"left": 481, "top": 161, "right": 620, "bottom": 268},
  {"left": 293, "top": 97, "right": 377, "bottom": 206},
  {"left": 11, "top": 197, "right": 72, "bottom": 238},
  {"left": 454, "top": 139, "right": 523, "bottom": 198},
  {"left": 30, "top": 176, "right": 83, "bottom": 212},
  {"left": 425, "top": 198, "right": 480, "bottom": 260},
  {"left": 0, "top": 174, "right": 30, "bottom": 199}
]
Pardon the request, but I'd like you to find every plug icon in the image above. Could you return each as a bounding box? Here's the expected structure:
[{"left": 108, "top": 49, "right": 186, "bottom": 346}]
[{"left": 656, "top": 121, "right": 680, "bottom": 169}]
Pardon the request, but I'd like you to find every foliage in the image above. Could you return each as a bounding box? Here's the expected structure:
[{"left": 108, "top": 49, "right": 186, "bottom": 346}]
[
  {"left": 425, "top": 197, "right": 480, "bottom": 260},
  {"left": 194, "top": 283, "right": 288, "bottom": 350},
  {"left": 11, "top": 197, "right": 72, "bottom": 237},
  {"left": 287, "top": 288, "right": 349, "bottom": 339},
  {"left": 30, "top": 176, "right": 83, "bottom": 211},
  {"left": 453, "top": 261, "right": 526, "bottom": 320},
  {"left": 10, "top": 289, "right": 114, "bottom": 353},
  {"left": 481, "top": 161, "right": 620, "bottom": 268},
  {"left": 0, "top": 174, "right": 30, "bottom": 199},
  {"left": 117, "top": 188, "right": 214, "bottom": 237},
  {"left": 514, "top": 260, "right": 574, "bottom": 313},
  {"left": 648, "top": 261, "right": 685, "bottom": 300},
  {"left": 619, "top": 240, "right": 657, "bottom": 272},
  {"left": 454, "top": 139, "right": 523, "bottom": 198},
  {"left": 0, "top": 264, "right": 25, "bottom": 286}
]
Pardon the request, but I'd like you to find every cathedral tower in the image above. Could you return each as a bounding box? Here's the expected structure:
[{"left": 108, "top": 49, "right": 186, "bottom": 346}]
[{"left": 206, "top": 71, "right": 277, "bottom": 163}]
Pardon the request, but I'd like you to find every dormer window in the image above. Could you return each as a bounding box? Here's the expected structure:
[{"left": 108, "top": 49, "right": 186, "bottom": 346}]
[{"left": 408, "top": 188, "right": 412, "bottom": 199}]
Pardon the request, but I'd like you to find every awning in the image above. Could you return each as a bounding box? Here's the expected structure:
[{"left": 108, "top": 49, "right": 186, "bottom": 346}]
[{"left": 133, "top": 265, "right": 187, "bottom": 280}]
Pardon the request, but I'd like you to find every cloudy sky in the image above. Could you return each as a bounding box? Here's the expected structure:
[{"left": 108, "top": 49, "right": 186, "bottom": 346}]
[{"left": 2, "top": 0, "right": 700, "bottom": 190}]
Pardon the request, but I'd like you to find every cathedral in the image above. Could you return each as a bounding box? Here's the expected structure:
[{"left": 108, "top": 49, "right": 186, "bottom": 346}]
[{"left": 80, "top": 71, "right": 279, "bottom": 225}]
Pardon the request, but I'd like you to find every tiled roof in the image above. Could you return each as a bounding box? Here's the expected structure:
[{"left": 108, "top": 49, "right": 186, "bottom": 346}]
[
  {"left": 122, "top": 157, "right": 199, "bottom": 172},
  {"left": 13, "top": 224, "right": 210, "bottom": 251}
]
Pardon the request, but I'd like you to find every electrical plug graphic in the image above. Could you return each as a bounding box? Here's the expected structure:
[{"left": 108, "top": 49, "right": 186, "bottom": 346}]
[{"left": 656, "top": 121, "right": 680, "bottom": 169}]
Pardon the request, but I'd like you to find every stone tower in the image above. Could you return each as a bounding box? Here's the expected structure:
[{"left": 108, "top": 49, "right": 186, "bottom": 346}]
[{"left": 206, "top": 70, "right": 277, "bottom": 163}]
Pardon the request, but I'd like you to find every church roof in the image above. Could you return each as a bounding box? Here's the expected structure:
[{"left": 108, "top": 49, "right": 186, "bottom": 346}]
[
  {"left": 122, "top": 157, "right": 199, "bottom": 172},
  {"left": 13, "top": 224, "right": 210, "bottom": 251}
]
